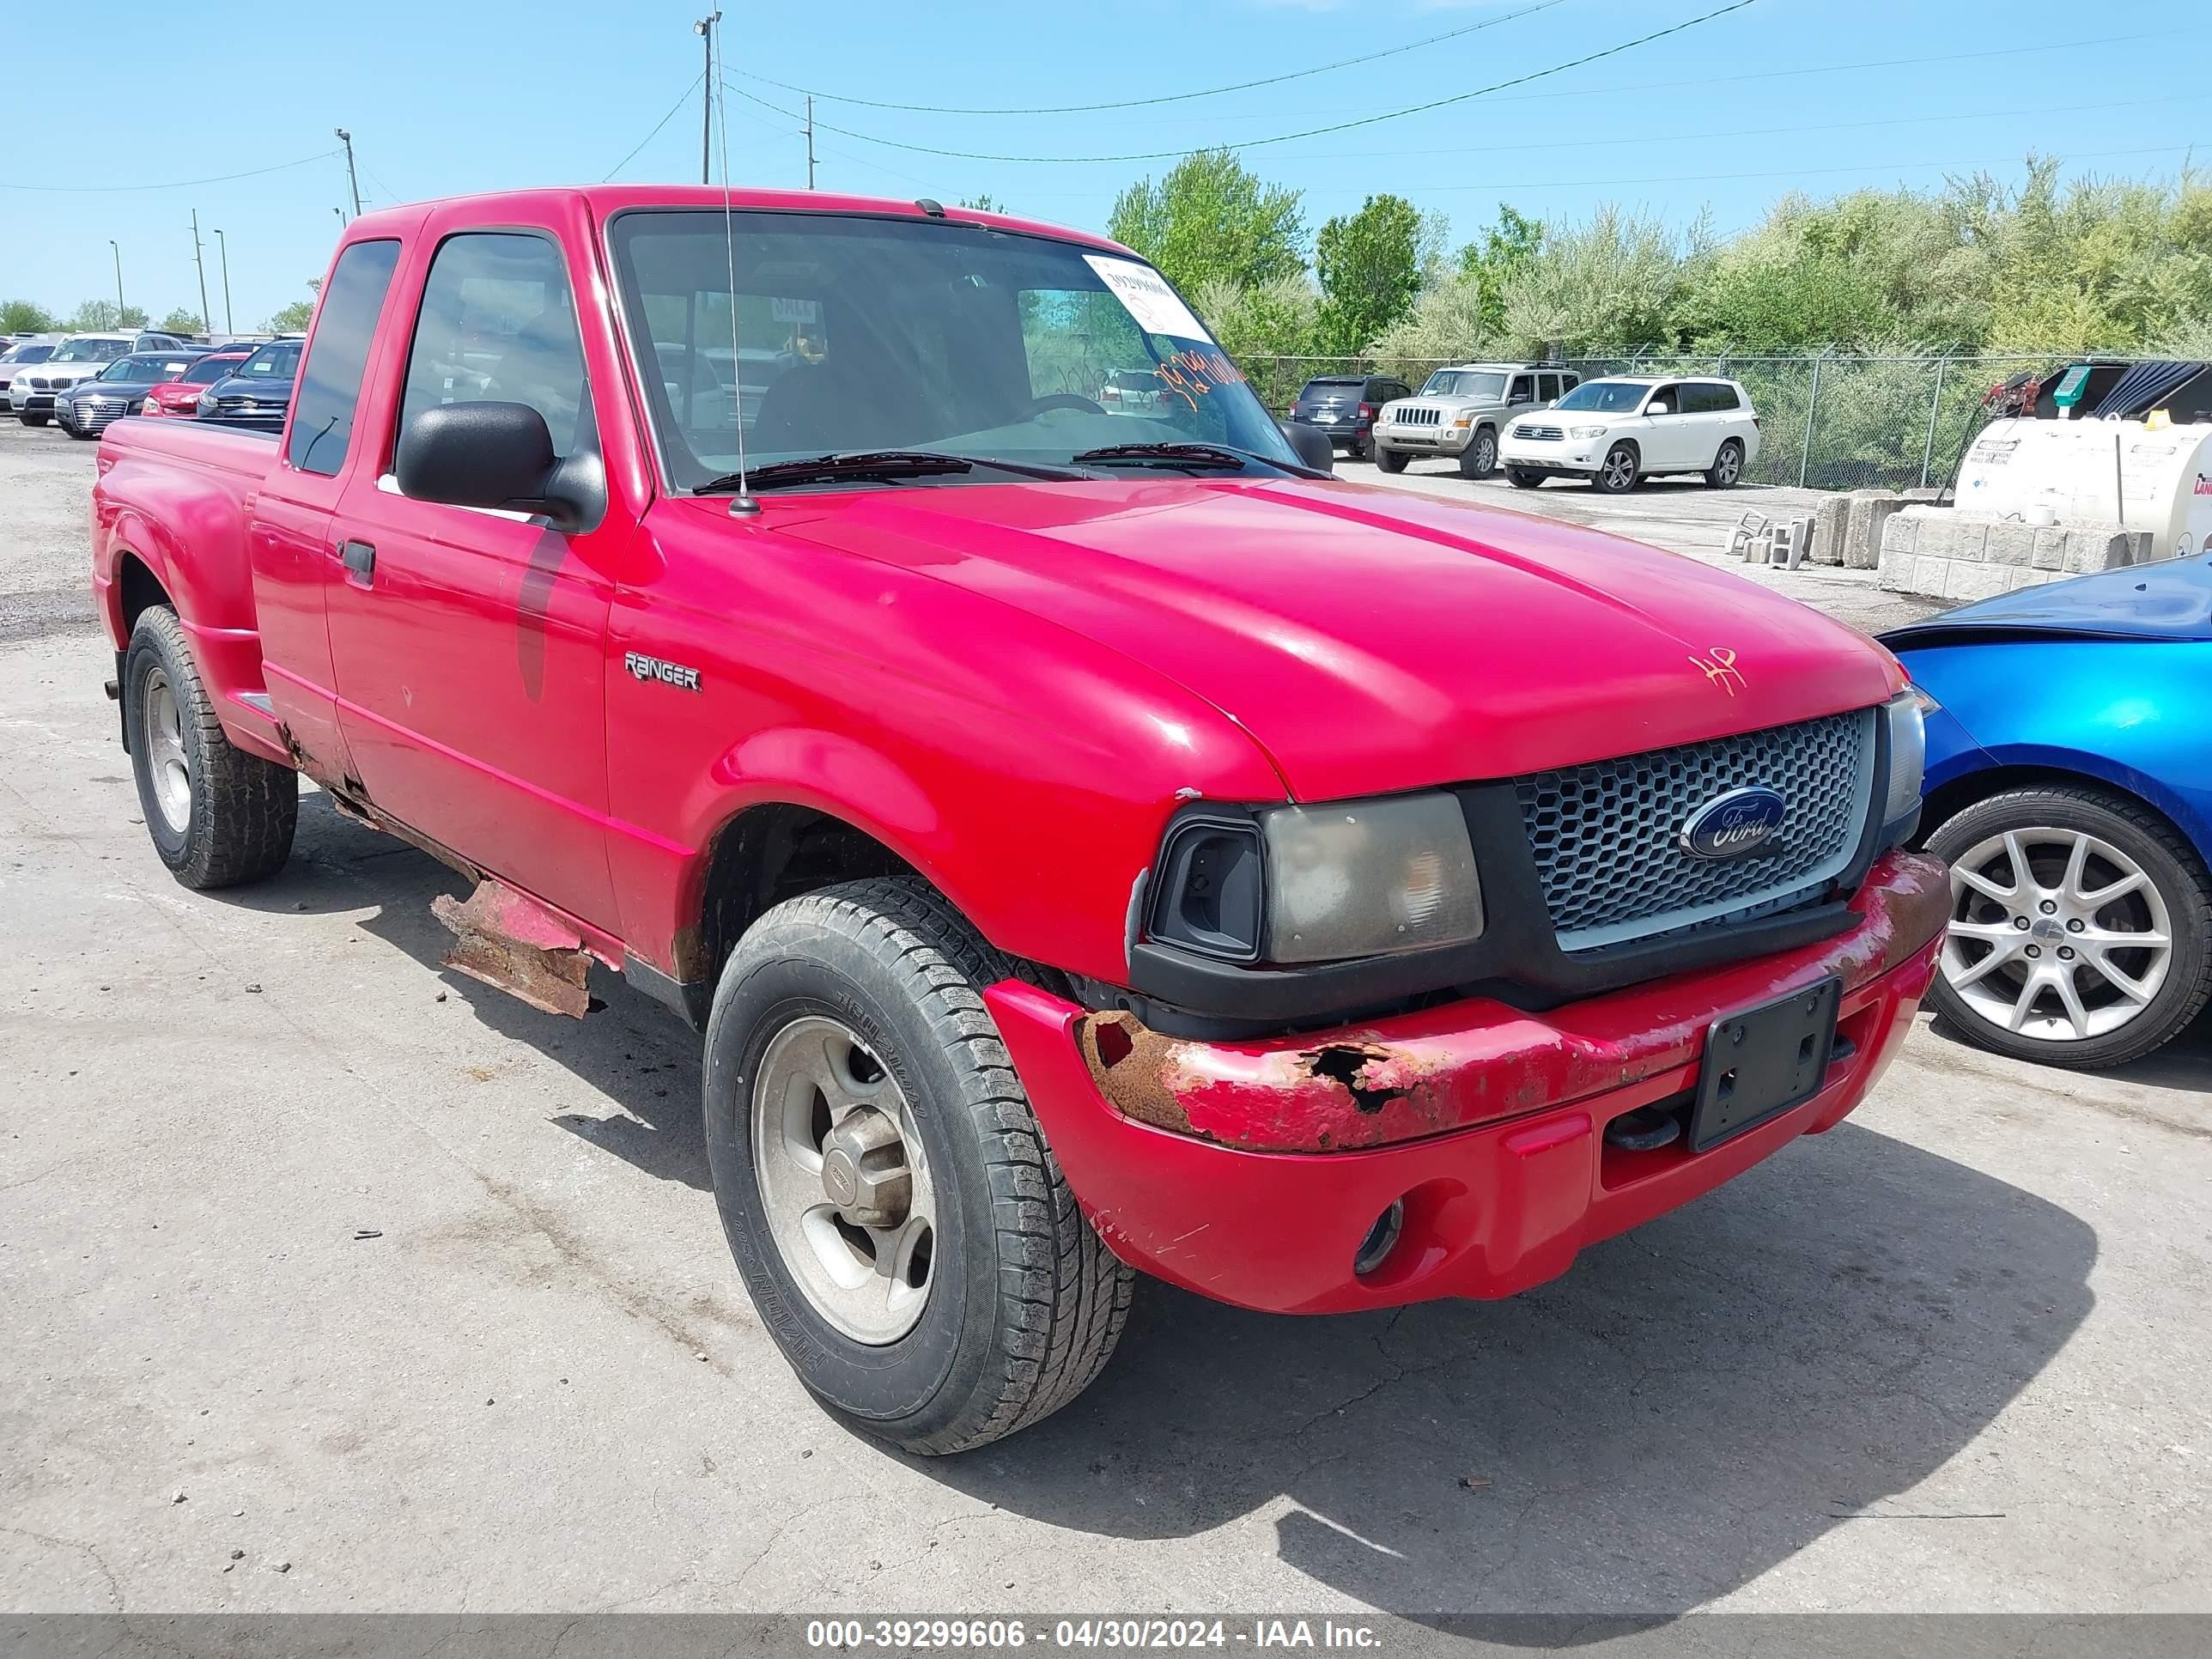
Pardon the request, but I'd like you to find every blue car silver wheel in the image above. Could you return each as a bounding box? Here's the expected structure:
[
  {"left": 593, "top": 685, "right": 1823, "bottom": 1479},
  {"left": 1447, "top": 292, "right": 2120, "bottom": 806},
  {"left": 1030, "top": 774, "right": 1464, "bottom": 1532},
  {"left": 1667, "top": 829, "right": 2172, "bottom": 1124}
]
[
  {"left": 1926, "top": 786, "right": 2212, "bottom": 1069},
  {"left": 1944, "top": 825, "right": 2172, "bottom": 1043}
]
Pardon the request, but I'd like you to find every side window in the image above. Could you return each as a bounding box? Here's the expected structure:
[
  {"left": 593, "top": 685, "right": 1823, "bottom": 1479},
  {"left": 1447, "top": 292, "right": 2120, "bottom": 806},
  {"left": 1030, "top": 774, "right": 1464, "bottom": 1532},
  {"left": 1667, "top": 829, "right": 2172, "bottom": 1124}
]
[
  {"left": 1647, "top": 382, "right": 1682, "bottom": 414},
  {"left": 1707, "top": 381, "right": 1741, "bottom": 411},
  {"left": 1508, "top": 374, "right": 1534, "bottom": 404},
  {"left": 288, "top": 238, "right": 401, "bottom": 476},
  {"left": 1562, "top": 372, "right": 1579, "bottom": 393},
  {"left": 1537, "top": 373, "right": 1560, "bottom": 402},
  {"left": 398, "top": 232, "right": 591, "bottom": 461}
]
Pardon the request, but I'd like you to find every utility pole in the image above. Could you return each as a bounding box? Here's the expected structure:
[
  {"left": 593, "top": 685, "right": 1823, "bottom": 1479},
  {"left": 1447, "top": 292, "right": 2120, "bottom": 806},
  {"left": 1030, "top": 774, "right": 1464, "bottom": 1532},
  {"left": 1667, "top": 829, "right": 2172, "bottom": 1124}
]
[
  {"left": 334, "top": 127, "right": 362, "bottom": 217},
  {"left": 694, "top": 13, "right": 720, "bottom": 185},
  {"left": 213, "top": 228, "right": 234, "bottom": 335},
  {"left": 188, "top": 210, "right": 211, "bottom": 339},
  {"left": 805, "top": 95, "right": 816, "bottom": 189},
  {"left": 108, "top": 240, "right": 125, "bottom": 322}
]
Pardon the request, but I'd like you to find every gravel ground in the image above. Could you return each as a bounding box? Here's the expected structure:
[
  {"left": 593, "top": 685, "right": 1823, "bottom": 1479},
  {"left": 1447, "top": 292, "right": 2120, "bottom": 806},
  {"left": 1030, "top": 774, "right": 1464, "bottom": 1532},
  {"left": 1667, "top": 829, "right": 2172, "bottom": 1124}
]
[{"left": 1, "top": 417, "right": 2204, "bottom": 1620}]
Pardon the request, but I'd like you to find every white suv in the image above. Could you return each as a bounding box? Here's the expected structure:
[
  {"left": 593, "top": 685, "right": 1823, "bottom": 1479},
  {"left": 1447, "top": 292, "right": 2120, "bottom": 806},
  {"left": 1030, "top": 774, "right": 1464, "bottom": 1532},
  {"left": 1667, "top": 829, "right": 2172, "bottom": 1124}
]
[{"left": 1498, "top": 375, "right": 1759, "bottom": 494}]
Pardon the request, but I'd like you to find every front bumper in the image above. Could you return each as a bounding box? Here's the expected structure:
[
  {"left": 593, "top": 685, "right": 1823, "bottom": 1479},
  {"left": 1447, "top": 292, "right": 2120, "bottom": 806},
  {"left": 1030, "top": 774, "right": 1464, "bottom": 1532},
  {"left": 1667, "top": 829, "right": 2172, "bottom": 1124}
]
[
  {"left": 1375, "top": 422, "right": 1473, "bottom": 455},
  {"left": 1499, "top": 437, "right": 1602, "bottom": 474},
  {"left": 988, "top": 849, "right": 1947, "bottom": 1315}
]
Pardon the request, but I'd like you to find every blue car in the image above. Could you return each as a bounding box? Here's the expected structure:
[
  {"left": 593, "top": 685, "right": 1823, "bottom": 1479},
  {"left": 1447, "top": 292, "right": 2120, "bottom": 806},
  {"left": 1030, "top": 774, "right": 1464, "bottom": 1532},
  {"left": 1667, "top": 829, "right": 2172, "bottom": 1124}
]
[{"left": 1881, "top": 557, "right": 2212, "bottom": 1067}]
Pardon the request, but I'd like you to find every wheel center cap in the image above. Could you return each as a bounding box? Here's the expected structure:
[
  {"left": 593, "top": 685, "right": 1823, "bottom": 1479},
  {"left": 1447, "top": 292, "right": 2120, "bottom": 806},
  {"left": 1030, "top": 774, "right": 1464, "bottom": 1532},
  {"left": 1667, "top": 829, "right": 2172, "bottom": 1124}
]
[
  {"left": 2031, "top": 917, "right": 2066, "bottom": 943},
  {"left": 821, "top": 1148, "right": 860, "bottom": 1207}
]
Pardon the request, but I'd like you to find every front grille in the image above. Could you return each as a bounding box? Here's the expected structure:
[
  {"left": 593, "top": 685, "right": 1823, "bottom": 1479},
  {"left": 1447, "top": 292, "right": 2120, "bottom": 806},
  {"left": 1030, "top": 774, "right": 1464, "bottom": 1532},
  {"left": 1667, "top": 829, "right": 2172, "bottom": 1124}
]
[
  {"left": 1516, "top": 424, "right": 1564, "bottom": 441},
  {"left": 1395, "top": 405, "right": 1442, "bottom": 427},
  {"left": 1513, "top": 708, "right": 1876, "bottom": 952}
]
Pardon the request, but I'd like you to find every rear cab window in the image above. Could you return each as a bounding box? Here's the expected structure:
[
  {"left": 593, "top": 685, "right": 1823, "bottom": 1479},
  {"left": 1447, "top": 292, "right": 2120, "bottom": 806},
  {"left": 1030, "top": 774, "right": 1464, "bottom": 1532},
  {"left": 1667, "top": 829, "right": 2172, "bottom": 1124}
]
[{"left": 289, "top": 239, "right": 403, "bottom": 475}]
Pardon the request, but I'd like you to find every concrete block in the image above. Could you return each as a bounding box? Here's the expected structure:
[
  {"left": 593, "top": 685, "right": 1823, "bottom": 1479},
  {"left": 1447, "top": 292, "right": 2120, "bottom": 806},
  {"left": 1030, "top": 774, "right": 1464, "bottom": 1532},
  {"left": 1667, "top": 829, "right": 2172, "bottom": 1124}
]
[
  {"left": 1948, "top": 519, "right": 1990, "bottom": 562},
  {"left": 1848, "top": 495, "right": 1908, "bottom": 569},
  {"left": 2031, "top": 526, "right": 2067, "bottom": 570},
  {"left": 1911, "top": 554, "right": 1950, "bottom": 595},
  {"left": 1811, "top": 494, "right": 1850, "bottom": 566},
  {"left": 1900, "top": 486, "right": 1942, "bottom": 501},
  {"left": 1947, "top": 561, "right": 2012, "bottom": 603},
  {"left": 1984, "top": 521, "right": 2036, "bottom": 568},
  {"left": 1879, "top": 540, "right": 1916, "bottom": 592},
  {"left": 1884, "top": 511, "right": 1923, "bottom": 559},
  {"left": 2063, "top": 523, "right": 2142, "bottom": 574}
]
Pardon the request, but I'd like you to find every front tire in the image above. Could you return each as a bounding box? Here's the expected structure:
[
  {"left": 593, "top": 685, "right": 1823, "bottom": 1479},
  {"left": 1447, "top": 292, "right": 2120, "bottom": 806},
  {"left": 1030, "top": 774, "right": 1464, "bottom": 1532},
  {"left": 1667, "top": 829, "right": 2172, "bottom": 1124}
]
[
  {"left": 1925, "top": 786, "right": 2212, "bottom": 1068},
  {"left": 1507, "top": 466, "right": 1545, "bottom": 489},
  {"left": 1705, "top": 438, "right": 1744, "bottom": 488},
  {"left": 703, "top": 878, "right": 1133, "bottom": 1454},
  {"left": 1593, "top": 442, "right": 1639, "bottom": 494},
  {"left": 1374, "top": 446, "right": 1407, "bottom": 474},
  {"left": 125, "top": 606, "right": 298, "bottom": 889},
  {"left": 1456, "top": 426, "right": 1498, "bottom": 480}
]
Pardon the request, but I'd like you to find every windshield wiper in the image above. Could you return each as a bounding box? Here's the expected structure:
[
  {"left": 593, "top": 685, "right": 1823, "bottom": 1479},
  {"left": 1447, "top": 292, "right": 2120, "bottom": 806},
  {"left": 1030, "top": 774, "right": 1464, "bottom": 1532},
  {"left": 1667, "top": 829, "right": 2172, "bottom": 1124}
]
[
  {"left": 1069, "top": 441, "right": 1289, "bottom": 474},
  {"left": 694, "top": 449, "right": 1088, "bottom": 494}
]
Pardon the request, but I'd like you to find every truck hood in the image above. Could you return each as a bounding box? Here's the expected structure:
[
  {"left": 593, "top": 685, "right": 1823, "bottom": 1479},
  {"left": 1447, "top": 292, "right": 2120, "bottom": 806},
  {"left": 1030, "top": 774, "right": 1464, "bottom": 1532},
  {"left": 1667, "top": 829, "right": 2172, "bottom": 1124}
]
[
  {"left": 748, "top": 477, "right": 1902, "bottom": 801},
  {"left": 1883, "top": 555, "right": 2212, "bottom": 648}
]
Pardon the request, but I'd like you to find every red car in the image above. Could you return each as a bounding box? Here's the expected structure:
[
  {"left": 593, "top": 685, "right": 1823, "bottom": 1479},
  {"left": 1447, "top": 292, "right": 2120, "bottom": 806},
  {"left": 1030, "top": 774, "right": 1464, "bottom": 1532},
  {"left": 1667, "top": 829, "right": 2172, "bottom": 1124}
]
[
  {"left": 137, "top": 348, "right": 252, "bottom": 417},
  {"left": 89, "top": 187, "right": 1944, "bottom": 1454}
]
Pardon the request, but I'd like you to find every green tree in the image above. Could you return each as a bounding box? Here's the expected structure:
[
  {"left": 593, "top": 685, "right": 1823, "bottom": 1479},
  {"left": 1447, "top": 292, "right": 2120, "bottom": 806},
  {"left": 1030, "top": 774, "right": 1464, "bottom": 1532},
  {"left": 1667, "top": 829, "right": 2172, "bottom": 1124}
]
[
  {"left": 960, "top": 192, "right": 1006, "bottom": 213},
  {"left": 157, "top": 307, "right": 205, "bottom": 335},
  {"left": 64, "top": 300, "right": 149, "bottom": 331},
  {"left": 0, "top": 299, "right": 56, "bottom": 333},
  {"left": 1314, "top": 193, "right": 1424, "bottom": 355},
  {"left": 1455, "top": 204, "right": 1544, "bottom": 337},
  {"left": 265, "top": 301, "right": 315, "bottom": 332},
  {"left": 1499, "top": 206, "right": 1693, "bottom": 354},
  {"left": 1108, "top": 149, "right": 1305, "bottom": 295}
]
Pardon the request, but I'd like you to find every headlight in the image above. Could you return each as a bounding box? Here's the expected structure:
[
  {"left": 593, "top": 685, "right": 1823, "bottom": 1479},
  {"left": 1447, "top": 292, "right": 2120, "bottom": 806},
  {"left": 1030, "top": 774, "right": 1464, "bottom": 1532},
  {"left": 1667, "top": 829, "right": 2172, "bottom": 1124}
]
[
  {"left": 1882, "top": 690, "right": 1925, "bottom": 827},
  {"left": 1452, "top": 414, "right": 1473, "bottom": 429},
  {"left": 197, "top": 392, "right": 216, "bottom": 413},
  {"left": 1147, "top": 793, "right": 1485, "bottom": 965},
  {"left": 1569, "top": 424, "right": 1609, "bottom": 439}
]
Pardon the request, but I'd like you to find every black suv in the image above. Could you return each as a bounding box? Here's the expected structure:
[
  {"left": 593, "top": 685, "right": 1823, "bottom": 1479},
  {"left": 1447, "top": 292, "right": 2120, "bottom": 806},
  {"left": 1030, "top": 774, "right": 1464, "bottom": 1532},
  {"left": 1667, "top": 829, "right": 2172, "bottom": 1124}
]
[{"left": 1289, "top": 374, "right": 1410, "bottom": 461}]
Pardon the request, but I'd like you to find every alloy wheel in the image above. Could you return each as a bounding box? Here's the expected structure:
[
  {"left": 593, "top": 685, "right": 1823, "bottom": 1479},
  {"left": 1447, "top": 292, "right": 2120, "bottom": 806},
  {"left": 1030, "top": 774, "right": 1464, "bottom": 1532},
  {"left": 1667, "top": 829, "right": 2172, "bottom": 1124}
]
[
  {"left": 1942, "top": 826, "right": 2173, "bottom": 1042},
  {"left": 140, "top": 666, "right": 192, "bottom": 834},
  {"left": 750, "top": 1014, "right": 935, "bottom": 1344}
]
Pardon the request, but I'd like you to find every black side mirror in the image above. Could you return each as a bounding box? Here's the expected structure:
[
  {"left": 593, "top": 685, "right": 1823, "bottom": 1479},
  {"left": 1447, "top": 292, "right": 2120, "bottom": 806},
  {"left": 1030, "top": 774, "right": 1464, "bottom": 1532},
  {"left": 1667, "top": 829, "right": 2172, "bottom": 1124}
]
[
  {"left": 397, "top": 401, "right": 581, "bottom": 528},
  {"left": 1280, "top": 419, "right": 1335, "bottom": 474}
]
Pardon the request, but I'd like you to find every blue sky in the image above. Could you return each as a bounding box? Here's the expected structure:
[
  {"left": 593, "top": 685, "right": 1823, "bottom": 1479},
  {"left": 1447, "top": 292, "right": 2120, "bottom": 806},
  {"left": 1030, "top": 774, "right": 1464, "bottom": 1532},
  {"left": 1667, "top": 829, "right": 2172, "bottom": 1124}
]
[{"left": 3, "top": 1, "right": 2199, "bottom": 331}]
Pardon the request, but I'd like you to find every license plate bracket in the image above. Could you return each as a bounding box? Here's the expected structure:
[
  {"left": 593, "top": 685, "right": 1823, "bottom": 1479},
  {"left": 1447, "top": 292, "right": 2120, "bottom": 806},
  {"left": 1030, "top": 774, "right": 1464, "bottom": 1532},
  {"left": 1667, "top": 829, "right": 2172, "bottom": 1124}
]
[{"left": 1688, "top": 975, "right": 1842, "bottom": 1152}]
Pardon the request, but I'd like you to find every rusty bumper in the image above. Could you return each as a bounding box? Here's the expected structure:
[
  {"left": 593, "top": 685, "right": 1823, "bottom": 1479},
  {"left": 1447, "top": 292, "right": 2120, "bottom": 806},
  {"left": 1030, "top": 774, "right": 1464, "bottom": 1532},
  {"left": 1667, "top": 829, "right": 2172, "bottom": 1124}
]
[{"left": 985, "top": 849, "right": 1947, "bottom": 1314}]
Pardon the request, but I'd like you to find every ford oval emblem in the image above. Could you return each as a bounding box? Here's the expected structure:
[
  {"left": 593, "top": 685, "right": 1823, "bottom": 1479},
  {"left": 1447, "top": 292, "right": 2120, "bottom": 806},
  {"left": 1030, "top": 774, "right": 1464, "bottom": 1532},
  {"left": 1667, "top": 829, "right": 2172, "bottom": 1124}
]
[{"left": 1680, "top": 786, "right": 1786, "bottom": 860}]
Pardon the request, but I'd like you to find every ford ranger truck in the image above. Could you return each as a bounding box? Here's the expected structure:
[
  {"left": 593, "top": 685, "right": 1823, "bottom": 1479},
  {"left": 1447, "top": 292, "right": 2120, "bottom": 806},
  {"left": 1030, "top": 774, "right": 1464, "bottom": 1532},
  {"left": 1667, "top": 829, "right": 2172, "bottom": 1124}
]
[{"left": 90, "top": 188, "right": 1947, "bottom": 1455}]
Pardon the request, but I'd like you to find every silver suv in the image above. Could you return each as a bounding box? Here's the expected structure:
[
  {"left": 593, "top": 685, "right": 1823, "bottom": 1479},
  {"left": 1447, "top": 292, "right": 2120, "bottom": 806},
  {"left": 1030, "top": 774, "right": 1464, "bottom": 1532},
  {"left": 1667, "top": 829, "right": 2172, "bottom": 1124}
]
[{"left": 1370, "top": 362, "right": 1580, "bottom": 481}]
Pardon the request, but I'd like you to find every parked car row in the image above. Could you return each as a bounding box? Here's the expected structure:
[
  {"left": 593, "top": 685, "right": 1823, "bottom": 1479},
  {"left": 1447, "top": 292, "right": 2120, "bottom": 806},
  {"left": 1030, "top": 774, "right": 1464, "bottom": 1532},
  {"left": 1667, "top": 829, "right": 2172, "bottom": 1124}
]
[
  {"left": 1, "top": 332, "right": 299, "bottom": 436},
  {"left": 1288, "top": 363, "right": 1763, "bottom": 492}
]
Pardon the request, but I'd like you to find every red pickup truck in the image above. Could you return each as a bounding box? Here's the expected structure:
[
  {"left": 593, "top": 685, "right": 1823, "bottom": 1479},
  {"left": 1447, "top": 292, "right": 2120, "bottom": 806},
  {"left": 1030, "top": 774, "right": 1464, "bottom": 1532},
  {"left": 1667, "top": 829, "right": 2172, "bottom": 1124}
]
[{"left": 91, "top": 186, "right": 1946, "bottom": 1454}]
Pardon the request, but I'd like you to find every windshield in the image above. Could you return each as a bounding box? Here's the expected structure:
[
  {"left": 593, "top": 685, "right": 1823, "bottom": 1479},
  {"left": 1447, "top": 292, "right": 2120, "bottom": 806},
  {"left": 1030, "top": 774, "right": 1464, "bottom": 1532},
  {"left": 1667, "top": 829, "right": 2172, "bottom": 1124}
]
[
  {"left": 3, "top": 343, "right": 54, "bottom": 366},
  {"left": 1420, "top": 370, "right": 1506, "bottom": 400},
  {"left": 607, "top": 210, "right": 1300, "bottom": 489},
  {"left": 237, "top": 342, "right": 302, "bottom": 379},
  {"left": 1555, "top": 380, "right": 1651, "bottom": 414},
  {"left": 182, "top": 354, "right": 244, "bottom": 384},
  {"left": 50, "top": 337, "right": 131, "bottom": 364}
]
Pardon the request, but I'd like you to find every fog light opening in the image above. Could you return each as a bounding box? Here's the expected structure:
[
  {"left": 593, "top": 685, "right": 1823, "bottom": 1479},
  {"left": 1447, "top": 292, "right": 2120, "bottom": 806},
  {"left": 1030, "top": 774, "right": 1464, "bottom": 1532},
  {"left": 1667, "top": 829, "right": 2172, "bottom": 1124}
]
[{"left": 1352, "top": 1200, "right": 1406, "bottom": 1278}]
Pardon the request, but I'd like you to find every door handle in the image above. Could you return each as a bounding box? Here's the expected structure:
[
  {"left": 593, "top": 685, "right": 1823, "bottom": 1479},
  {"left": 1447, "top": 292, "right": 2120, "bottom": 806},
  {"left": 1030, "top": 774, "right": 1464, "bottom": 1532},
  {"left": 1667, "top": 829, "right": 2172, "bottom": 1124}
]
[{"left": 340, "top": 539, "right": 376, "bottom": 583}]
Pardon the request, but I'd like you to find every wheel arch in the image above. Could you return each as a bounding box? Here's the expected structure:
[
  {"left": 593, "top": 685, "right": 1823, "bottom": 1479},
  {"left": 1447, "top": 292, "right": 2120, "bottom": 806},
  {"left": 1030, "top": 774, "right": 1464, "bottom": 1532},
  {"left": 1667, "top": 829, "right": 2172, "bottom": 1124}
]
[{"left": 1918, "top": 759, "right": 2212, "bottom": 879}]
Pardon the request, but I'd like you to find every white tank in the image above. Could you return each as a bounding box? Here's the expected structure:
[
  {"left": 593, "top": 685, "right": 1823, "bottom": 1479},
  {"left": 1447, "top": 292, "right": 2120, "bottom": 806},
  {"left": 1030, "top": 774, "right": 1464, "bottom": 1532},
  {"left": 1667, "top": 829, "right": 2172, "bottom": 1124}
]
[{"left": 1955, "top": 416, "right": 2212, "bottom": 562}]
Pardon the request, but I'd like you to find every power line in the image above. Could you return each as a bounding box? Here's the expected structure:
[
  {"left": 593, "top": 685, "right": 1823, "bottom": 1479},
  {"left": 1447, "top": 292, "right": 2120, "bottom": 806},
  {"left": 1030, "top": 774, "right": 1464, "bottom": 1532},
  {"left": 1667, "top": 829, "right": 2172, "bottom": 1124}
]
[
  {"left": 730, "top": 0, "right": 1567, "bottom": 115},
  {"left": 1310, "top": 140, "right": 2212, "bottom": 197},
  {"left": 604, "top": 70, "right": 708, "bottom": 180},
  {"left": 1268, "top": 92, "right": 2198, "bottom": 166},
  {"left": 0, "top": 149, "right": 343, "bottom": 194},
  {"left": 727, "top": 0, "right": 1761, "bottom": 164}
]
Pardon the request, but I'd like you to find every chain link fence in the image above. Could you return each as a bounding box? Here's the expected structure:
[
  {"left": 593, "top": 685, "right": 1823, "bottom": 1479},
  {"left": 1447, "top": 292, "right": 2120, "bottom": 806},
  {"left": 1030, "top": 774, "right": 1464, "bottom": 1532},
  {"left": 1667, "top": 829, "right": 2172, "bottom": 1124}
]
[{"left": 1251, "top": 350, "right": 2077, "bottom": 493}]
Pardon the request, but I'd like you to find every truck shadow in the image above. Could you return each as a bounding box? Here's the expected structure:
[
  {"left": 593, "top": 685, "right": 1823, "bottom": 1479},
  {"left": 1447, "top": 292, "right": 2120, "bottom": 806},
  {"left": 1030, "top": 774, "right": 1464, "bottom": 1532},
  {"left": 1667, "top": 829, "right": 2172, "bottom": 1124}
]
[{"left": 247, "top": 795, "right": 2099, "bottom": 1620}]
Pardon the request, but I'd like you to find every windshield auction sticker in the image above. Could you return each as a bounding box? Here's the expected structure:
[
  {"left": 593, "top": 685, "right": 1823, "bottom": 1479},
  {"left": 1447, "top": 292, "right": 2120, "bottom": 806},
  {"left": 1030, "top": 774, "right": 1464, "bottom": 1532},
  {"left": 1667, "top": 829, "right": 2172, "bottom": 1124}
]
[{"left": 1083, "top": 255, "right": 1213, "bottom": 343}]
